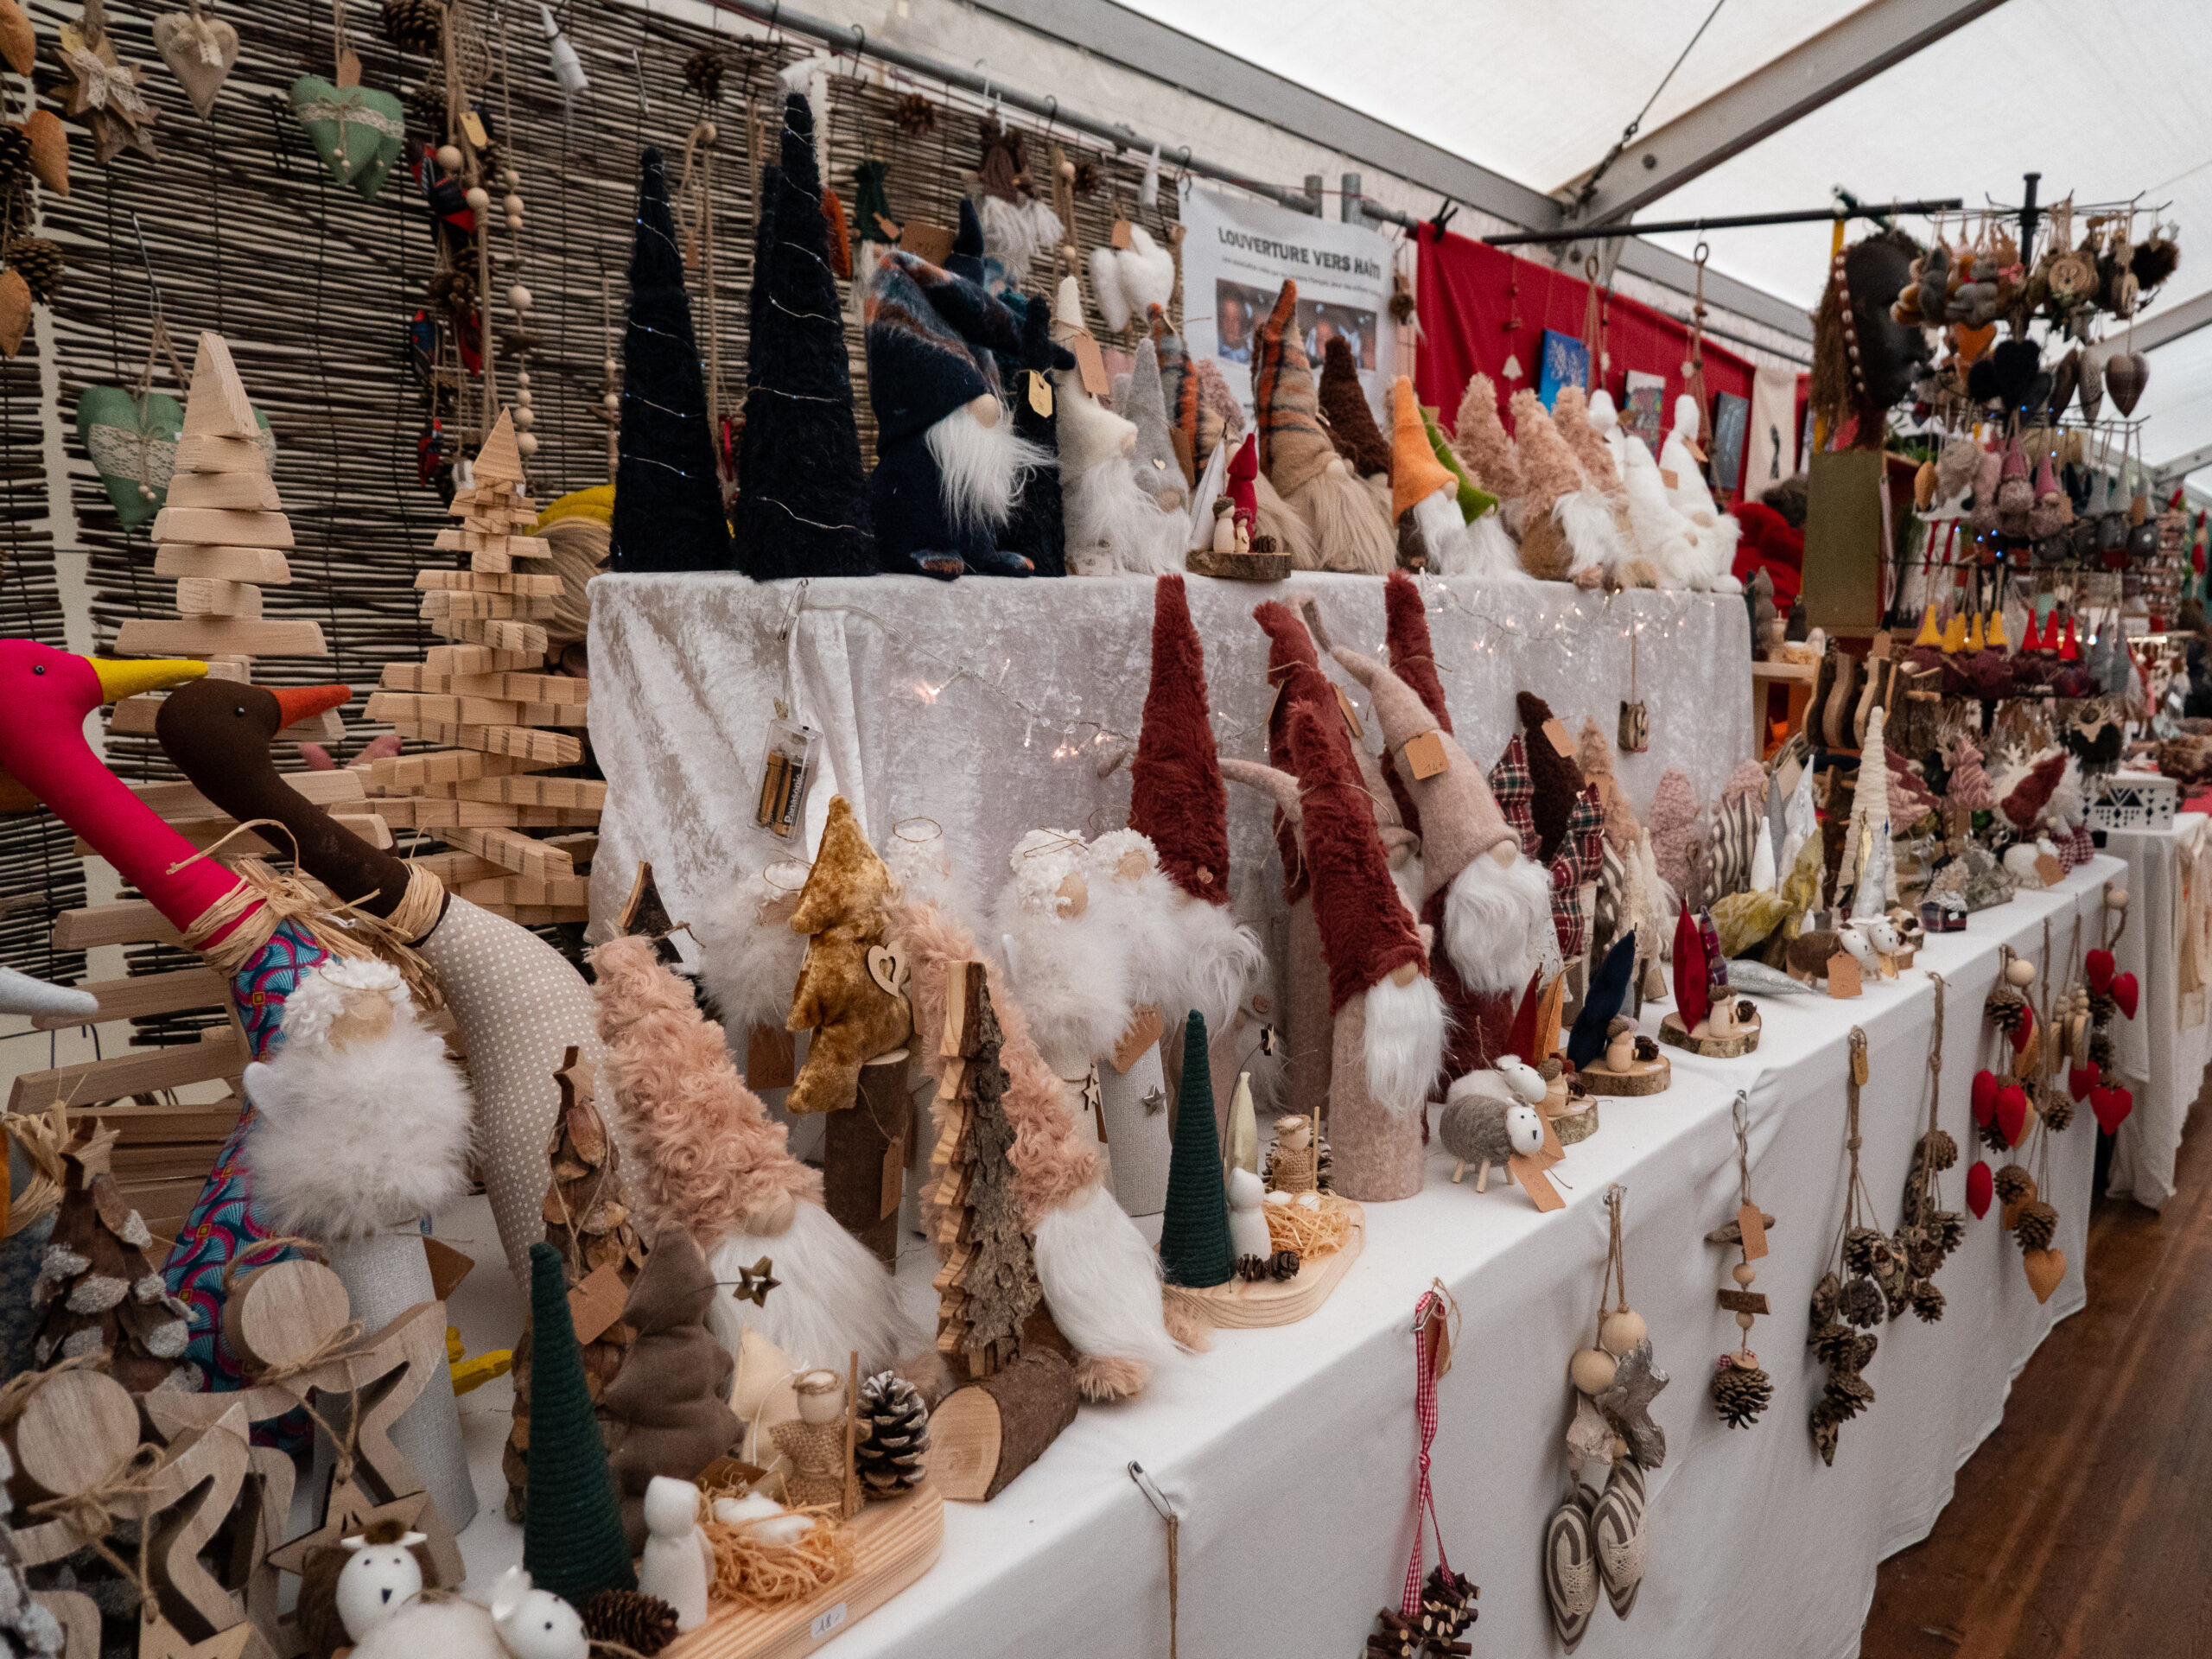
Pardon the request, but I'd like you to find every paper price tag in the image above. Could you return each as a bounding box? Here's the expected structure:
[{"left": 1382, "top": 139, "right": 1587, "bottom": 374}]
[
  {"left": 1827, "top": 954, "right": 1863, "bottom": 999},
  {"left": 880, "top": 1136, "right": 905, "bottom": 1222},
  {"left": 1402, "top": 730, "right": 1448, "bottom": 779},
  {"left": 1541, "top": 718, "right": 1576, "bottom": 758},
  {"left": 2035, "top": 854, "right": 2065, "bottom": 887},
  {"left": 1334, "top": 684, "right": 1367, "bottom": 741},
  {"left": 1071, "top": 333, "right": 1110, "bottom": 397},
  {"left": 568, "top": 1262, "right": 631, "bottom": 1346},
  {"left": 1510, "top": 1153, "right": 1565, "bottom": 1211},
  {"left": 1660, "top": 467, "right": 1680, "bottom": 492},
  {"left": 1111, "top": 219, "right": 1133, "bottom": 251},
  {"left": 747, "top": 1024, "right": 797, "bottom": 1090},
  {"left": 1737, "top": 1203, "right": 1769, "bottom": 1261},
  {"left": 1027, "top": 370, "right": 1053, "bottom": 418},
  {"left": 460, "top": 111, "right": 490, "bottom": 149}
]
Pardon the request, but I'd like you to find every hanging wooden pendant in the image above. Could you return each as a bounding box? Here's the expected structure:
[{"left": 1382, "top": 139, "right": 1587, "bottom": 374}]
[{"left": 56, "top": 12, "right": 160, "bottom": 164}]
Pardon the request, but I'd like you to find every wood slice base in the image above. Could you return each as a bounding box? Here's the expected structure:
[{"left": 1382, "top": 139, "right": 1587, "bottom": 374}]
[
  {"left": 1185, "top": 545, "right": 1293, "bottom": 582},
  {"left": 1550, "top": 1098, "right": 1600, "bottom": 1145},
  {"left": 1657, "top": 1011, "right": 1764, "bottom": 1058},
  {"left": 1576, "top": 1052, "right": 1672, "bottom": 1096},
  {"left": 1160, "top": 1201, "right": 1364, "bottom": 1329},
  {"left": 667, "top": 1484, "right": 944, "bottom": 1659}
]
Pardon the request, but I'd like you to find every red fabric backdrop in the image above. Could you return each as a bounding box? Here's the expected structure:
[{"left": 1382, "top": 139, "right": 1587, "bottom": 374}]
[{"left": 1414, "top": 226, "right": 1787, "bottom": 467}]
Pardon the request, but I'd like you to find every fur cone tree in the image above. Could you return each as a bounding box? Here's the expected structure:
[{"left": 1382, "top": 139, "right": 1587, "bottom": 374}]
[
  {"left": 523, "top": 1242, "right": 639, "bottom": 1607},
  {"left": 734, "top": 92, "right": 874, "bottom": 580},
  {"left": 505, "top": 1049, "right": 649, "bottom": 1521},
  {"left": 31, "top": 1118, "right": 193, "bottom": 1392},
  {"left": 1157, "top": 1012, "right": 1234, "bottom": 1288}
]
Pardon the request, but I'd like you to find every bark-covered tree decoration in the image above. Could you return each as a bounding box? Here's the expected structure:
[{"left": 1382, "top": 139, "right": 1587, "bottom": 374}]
[
  {"left": 929, "top": 962, "right": 1043, "bottom": 1381},
  {"left": 31, "top": 1117, "right": 194, "bottom": 1392}
]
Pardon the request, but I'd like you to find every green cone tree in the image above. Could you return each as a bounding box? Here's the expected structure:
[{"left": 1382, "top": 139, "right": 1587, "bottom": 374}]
[
  {"left": 524, "top": 1242, "right": 639, "bottom": 1605},
  {"left": 1158, "top": 1012, "right": 1234, "bottom": 1287}
]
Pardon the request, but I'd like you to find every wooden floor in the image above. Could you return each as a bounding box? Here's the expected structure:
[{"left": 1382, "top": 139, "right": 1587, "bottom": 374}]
[{"left": 1861, "top": 1084, "right": 2212, "bottom": 1658}]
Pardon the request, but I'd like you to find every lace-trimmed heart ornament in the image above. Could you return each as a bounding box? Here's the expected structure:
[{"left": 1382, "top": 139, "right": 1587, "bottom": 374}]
[{"left": 152, "top": 5, "right": 239, "bottom": 120}]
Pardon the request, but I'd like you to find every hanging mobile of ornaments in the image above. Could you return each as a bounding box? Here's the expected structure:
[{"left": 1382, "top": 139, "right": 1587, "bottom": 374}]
[
  {"left": 57, "top": 0, "right": 157, "bottom": 164},
  {"left": 289, "top": 0, "right": 404, "bottom": 199},
  {"left": 1895, "top": 974, "right": 1963, "bottom": 1321},
  {"left": 2082, "top": 880, "right": 2138, "bottom": 1132},
  {"left": 1366, "top": 1285, "right": 1479, "bottom": 1658},
  {"left": 1706, "top": 1092, "right": 1774, "bottom": 1428},
  {"left": 1500, "top": 270, "right": 1524, "bottom": 384},
  {"left": 1808, "top": 1028, "right": 1884, "bottom": 1466}
]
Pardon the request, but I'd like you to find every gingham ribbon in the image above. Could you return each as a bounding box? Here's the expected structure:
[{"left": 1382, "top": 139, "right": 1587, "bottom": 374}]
[{"left": 1401, "top": 1287, "right": 1455, "bottom": 1620}]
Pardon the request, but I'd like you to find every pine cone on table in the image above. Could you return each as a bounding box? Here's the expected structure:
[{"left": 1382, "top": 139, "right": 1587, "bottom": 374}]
[
  {"left": 855, "top": 1370, "right": 931, "bottom": 1498},
  {"left": 5, "top": 238, "right": 61, "bottom": 304},
  {"left": 2012, "top": 1198, "right": 2058, "bottom": 1254},
  {"left": 582, "top": 1588, "right": 680, "bottom": 1656},
  {"left": 1712, "top": 1354, "right": 1771, "bottom": 1429}
]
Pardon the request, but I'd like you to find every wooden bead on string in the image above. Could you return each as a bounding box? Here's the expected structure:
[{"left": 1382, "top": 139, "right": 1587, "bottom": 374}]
[
  {"left": 463, "top": 185, "right": 490, "bottom": 212},
  {"left": 435, "top": 144, "right": 462, "bottom": 174}
]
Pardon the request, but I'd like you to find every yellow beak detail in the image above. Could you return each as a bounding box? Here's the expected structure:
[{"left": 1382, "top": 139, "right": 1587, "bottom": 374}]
[{"left": 88, "top": 657, "right": 207, "bottom": 704}]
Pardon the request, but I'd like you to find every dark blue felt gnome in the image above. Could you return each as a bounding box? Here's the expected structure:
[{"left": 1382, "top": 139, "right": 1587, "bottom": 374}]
[{"left": 863, "top": 250, "right": 1039, "bottom": 580}]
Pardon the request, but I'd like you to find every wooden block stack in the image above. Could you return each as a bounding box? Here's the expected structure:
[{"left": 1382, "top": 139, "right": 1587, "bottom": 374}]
[{"left": 364, "top": 410, "right": 597, "bottom": 925}]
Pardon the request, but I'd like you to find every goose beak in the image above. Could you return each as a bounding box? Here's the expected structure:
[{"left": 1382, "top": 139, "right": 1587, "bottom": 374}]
[
  {"left": 88, "top": 658, "right": 207, "bottom": 704},
  {"left": 270, "top": 684, "right": 353, "bottom": 729}
]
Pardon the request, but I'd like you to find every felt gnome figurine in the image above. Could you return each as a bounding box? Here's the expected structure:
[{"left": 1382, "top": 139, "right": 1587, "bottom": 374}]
[
  {"left": 1150, "top": 304, "right": 1201, "bottom": 486},
  {"left": 1284, "top": 692, "right": 1446, "bottom": 1201},
  {"left": 734, "top": 92, "right": 874, "bottom": 580},
  {"left": 1554, "top": 386, "right": 1652, "bottom": 588},
  {"left": 863, "top": 249, "right": 1039, "bottom": 578},
  {"left": 1129, "top": 575, "right": 1268, "bottom": 1134},
  {"left": 1510, "top": 388, "right": 1624, "bottom": 584},
  {"left": 1452, "top": 372, "right": 1529, "bottom": 531},
  {"left": 1319, "top": 335, "right": 1393, "bottom": 480},
  {"left": 1389, "top": 377, "right": 1474, "bottom": 575},
  {"left": 1055, "top": 331, "right": 1188, "bottom": 575},
  {"left": 1252, "top": 279, "right": 1396, "bottom": 573},
  {"left": 1000, "top": 291, "right": 1077, "bottom": 576},
  {"left": 611, "top": 149, "right": 734, "bottom": 573},
  {"left": 1120, "top": 338, "right": 1188, "bottom": 512},
  {"left": 1661, "top": 392, "right": 1742, "bottom": 587},
  {"left": 785, "top": 797, "right": 912, "bottom": 1116}
]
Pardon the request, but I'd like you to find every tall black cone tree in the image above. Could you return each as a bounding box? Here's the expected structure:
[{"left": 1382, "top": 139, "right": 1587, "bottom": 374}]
[
  {"left": 611, "top": 148, "right": 734, "bottom": 574},
  {"left": 734, "top": 93, "right": 875, "bottom": 580}
]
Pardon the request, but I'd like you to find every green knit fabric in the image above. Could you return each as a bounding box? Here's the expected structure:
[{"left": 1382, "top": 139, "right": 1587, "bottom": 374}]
[
  {"left": 1422, "top": 403, "right": 1497, "bottom": 523},
  {"left": 1157, "top": 1012, "right": 1235, "bottom": 1287},
  {"left": 523, "top": 1242, "right": 638, "bottom": 1605}
]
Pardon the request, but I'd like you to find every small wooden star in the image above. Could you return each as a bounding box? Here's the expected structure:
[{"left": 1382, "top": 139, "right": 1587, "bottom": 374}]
[
  {"left": 68, "top": 1120, "right": 122, "bottom": 1182},
  {"left": 730, "top": 1256, "right": 779, "bottom": 1307},
  {"left": 1593, "top": 1338, "right": 1669, "bottom": 1471},
  {"left": 139, "top": 1618, "right": 253, "bottom": 1659},
  {"left": 56, "top": 20, "right": 159, "bottom": 165},
  {"left": 265, "top": 1483, "right": 427, "bottom": 1577}
]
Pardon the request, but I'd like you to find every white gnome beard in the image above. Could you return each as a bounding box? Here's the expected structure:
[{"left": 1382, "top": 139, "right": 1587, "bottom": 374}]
[
  {"left": 1363, "top": 971, "right": 1449, "bottom": 1116},
  {"left": 1065, "top": 442, "right": 1188, "bottom": 574},
  {"left": 1443, "top": 852, "right": 1554, "bottom": 997},
  {"left": 925, "top": 405, "right": 1049, "bottom": 538}
]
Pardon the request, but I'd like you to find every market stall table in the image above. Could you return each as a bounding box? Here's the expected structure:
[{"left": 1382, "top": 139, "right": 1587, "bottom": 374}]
[
  {"left": 443, "top": 860, "right": 2117, "bottom": 1659},
  {"left": 2099, "top": 814, "right": 2212, "bottom": 1209}
]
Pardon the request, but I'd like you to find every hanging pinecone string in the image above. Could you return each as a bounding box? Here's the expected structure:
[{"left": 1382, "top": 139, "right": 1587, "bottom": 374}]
[
  {"left": 682, "top": 46, "right": 726, "bottom": 104},
  {"left": 895, "top": 92, "right": 936, "bottom": 136},
  {"left": 581, "top": 1588, "right": 680, "bottom": 1656},
  {"left": 1993, "top": 1162, "right": 2035, "bottom": 1211},
  {"left": 2012, "top": 1198, "right": 2057, "bottom": 1254},
  {"left": 1812, "top": 1027, "right": 1884, "bottom": 1466},
  {"left": 854, "top": 1370, "right": 931, "bottom": 1498},
  {"left": 381, "top": 0, "right": 443, "bottom": 53},
  {"left": 1712, "top": 1352, "right": 1771, "bottom": 1429},
  {"left": 4, "top": 238, "right": 61, "bottom": 304},
  {"left": 0, "top": 124, "right": 29, "bottom": 188}
]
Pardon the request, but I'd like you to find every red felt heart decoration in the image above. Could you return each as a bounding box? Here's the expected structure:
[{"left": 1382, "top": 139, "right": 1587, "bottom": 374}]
[
  {"left": 2086, "top": 948, "right": 2115, "bottom": 993},
  {"left": 1972, "top": 1068, "right": 1999, "bottom": 1126},
  {"left": 1994, "top": 1084, "right": 2030, "bottom": 1147},
  {"left": 1967, "top": 1160, "right": 1993, "bottom": 1218},
  {"left": 2068, "top": 1061, "right": 2101, "bottom": 1103},
  {"left": 2091, "top": 1083, "right": 2134, "bottom": 1134},
  {"left": 2009, "top": 1002, "right": 2036, "bottom": 1053},
  {"left": 2112, "top": 972, "right": 2139, "bottom": 1020}
]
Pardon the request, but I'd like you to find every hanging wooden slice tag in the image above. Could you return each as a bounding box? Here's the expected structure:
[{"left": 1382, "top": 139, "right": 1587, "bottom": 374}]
[
  {"left": 1334, "top": 684, "right": 1366, "bottom": 741},
  {"left": 1112, "top": 1006, "right": 1164, "bottom": 1074},
  {"left": 1827, "top": 955, "right": 1863, "bottom": 999},
  {"left": 1071, "top": 332, "right": 1111, "bottom": 397},
  {"left": 1402, "top": 730, "right": 1448, "bottom": 779},
  {"left": 1737, "top": 1203, "right": 1769, "bottom": 1261},
  {"left": 567, "top": 1261, "right": 631, "bottom": 1346},
  {"left": 866, "top": 944, "right": 909, "bottom": 1001},
  {"left": 1509, "top": 1153, "right": 1564, "bottom": 1211}
]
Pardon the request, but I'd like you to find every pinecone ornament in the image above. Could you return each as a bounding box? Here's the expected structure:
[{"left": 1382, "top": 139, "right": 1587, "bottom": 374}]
[
  {"left": 855, "top": 1370, "right": 930, "bottom": 1498},
  {"left": 895, "top": 93, "right": 937, "bottom": 136},
  {"left": 1823, "top": 1368, "right": 1876, "bottom": 1421},
  {"left": 1930, "top": 1211, "right": 1966, "bottom": 1255},
  {"left": 2042, "top": 1091, "right": 2075, "bottom": 1132},
  {"left": 380, "top": 0, "right": 443, "bottom": 52},
  {"left": 1712, "top": 1353, "right": 1771, "bottom": 1429},
  {"left": 1984, "top": 985, "right": 2029, "bottom": 1035},
  {"left": 1910, "top": 1280, "right": 1946, "bottom": 1323},
  {"left": 0, "top": 124, "right": 28, "bottom": 188},
  {"left": 682, "top": 47, "right": 726, "bottom": 104},
  {"left": 5, "top": 238, "right": 61, "bottom": 305},
  {"left": 1839, "top": 1274, "right": 1885, "bottom": 1329},
  {"left": 2012, "top": 1198, "right": 2058, "bottom": 1254},
  {"left": 1809, "top": 1271, "right": 1841, "bottom": 1327},
  {"left": 1921, "top": 1128, "right": 1959, "bottom": 1170},
  {"left": 582, "top": 1588, "right": 680, "bottom": 1656},
  {"left": 1993, "top": 1163, "right": 2035, "bottom": 1206},
  {"left": 1841, "top": 1225, "right": 1886, "bottom": 1276}
]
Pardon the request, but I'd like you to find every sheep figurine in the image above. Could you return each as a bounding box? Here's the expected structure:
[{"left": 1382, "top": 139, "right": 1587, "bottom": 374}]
[
  {"left": 335, "top": 1527, "right": 428, "bottom": 1645},
  {"left": 1439, "top": 1071, "right": 1547, "bottom": 1192},
  {"left": 1784, "top": 922, "right": 1877, "bottom": 984},
  {"left": 1494, "top": 1057, "right": 1550, "bottom": 1107},
  {"left": 347, "top": 1567, "right": 588, "bottom": 1659}
]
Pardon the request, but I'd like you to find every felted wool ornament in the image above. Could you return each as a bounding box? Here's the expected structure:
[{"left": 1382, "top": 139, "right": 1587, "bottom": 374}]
[
  {"left": 1319, "top": 336, "right": 1392, "bottom": 479},
  {"left": 1253, "top": 280, "right": 1395, "bottom": 573},
  {"left": 1586, "top": 387, "right": 1630, "bottom": 474},
  {"left": 969, "top": 172, "right": 1063, "bottom": 293},
  {"left": 1658, "top": 395, "right": 1741, "bottom": 588},
  {"left": 784, "top": 798, "right": 912, "bottom": 1116},
  {"left": 1999, "top": 753, "right": 2066, "bottom": 834},
  {"left": 1286, "top": 696, "right": 1445, "bottom": 1200},
  {"left": 1149, "top": 304, "right": 1200, "bottom": 486},
  {"left": 1193, "top": 355, "right": 1245, "bottom": 472},
  {"left": 1157, "top": 1012, "right": 1235, "bottom": 1288},
  {"left": 613, "top": 149, "right": 734, "bottom": 573},
  {"left": 598, "top": 1225, "right": 741, "bottom": 1553},
  {"left": 1383, "top": 378, "right": 1497, "bottom": 580},
  {"left": 1087, "top": 225, "right": 1175, "bottom": 333},
  {"left": 1451, "top": 372, "right": 1527, "bottom": 522},
  {"left": 1554, "top": 386, "right": 1651, "bottom": 588},
  {"left": 1510, "top": 390, "right": 1622, "bottom": 583},
  {"left": 242, "top": 958, "right": 472, "bottom": 1239},
  {"left": 992, "top": 829, "right": 1139, "bottom": 1077},
  {"left": 997, "top": 293, "right": 1074, "bottom": 577},
  {"left": 1619, "top": 429, "right": 1712, "bottom": 590},
  {"left": 1120, "top": 339, "right": 1187, "bottom": 510},
  {"left": 865, "top": 250, "right": 1042, "bottom": 578},
  {"left": 1056, "top": 368, "right": 1187, "bottom": 575},
  {"left": 734, "top": 94, "right": 873, "bottom": 580},
  {"left": 591, "top": 934, "right": 925, "bottom": 1379},
  {"left": 1249, "top": 601, "right": 1333, "bottom": 1124},
  {"left": 524, "top": 1243, "right": 640, "bottom": 1608}
]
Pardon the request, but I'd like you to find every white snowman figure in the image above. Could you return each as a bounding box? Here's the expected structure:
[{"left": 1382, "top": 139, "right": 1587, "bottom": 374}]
[
  {"left": 1227, "top": 1166, "right": 1274, "bottom": 1264},
  {"left": 488, "top": 1567, "right": 589, "bottom": 1659},
  {"left": 335, "top": 1529, "right": 427, "bottom": 1643},
  {"left": 637, "top": 1475, "right": 712, "bottom": 1631}
]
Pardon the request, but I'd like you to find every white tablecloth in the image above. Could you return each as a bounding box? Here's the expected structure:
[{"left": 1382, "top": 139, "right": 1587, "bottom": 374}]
[
  {"left": 585, "top": 574, "right": 1754, "bottom": 938},
  {"left": 447, "top": 860, "right": 2117, "bottom": 1659},
  {"left": 2100, "top": 815, "right": 2212, "bottom": 1209}
]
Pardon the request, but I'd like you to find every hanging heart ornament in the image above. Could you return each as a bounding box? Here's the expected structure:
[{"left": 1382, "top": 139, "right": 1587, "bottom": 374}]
[
  {"left": 152, "top": 10, "right": 240, "bottom": 121},
  {"left": 75, "top": 385, "right": 182, "bottom": 531},
  {"left": 2103, "top": 351, "right": 2149, "bottom": 416},
  {"left": 288, "top": 75, "right": 405, "bottom": 200}
]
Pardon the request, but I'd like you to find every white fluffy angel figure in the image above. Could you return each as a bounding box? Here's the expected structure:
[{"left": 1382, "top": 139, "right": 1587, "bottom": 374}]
[
  {"left": 1619, "top": 428, "right": 1711, "bottom": 591},
  {"left": 1089, "top": 226, "right": 1175, "bottom": 334},
  {"left": 693, "top": 860, "right": 813, "bottom": 1066},
  {"left": 1586, "top": 387, "right": 1630, "bottom": 476},
  {"left": 1660, "top": 392, "right": 1742, "bottom": 590},
  {"left": 1057, "top": 372, "right": 1188, "bottom": 575}
]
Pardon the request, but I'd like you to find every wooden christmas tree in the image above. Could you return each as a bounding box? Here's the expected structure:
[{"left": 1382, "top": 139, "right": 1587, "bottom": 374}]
[
  {"left": 929, "top": 961, "right": 1042, "bottom": 1382},
  {"left": 364, "top": 410, "right": 599, "bottom": 925},
  {"left": 1157, "top": 1011, "right": 1234, "bottom": 1288}
]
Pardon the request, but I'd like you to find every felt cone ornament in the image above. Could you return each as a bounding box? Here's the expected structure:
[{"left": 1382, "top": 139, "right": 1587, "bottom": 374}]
[
  {"left": 1157, "top": 1011, "right": 1235, "bottom": 1287},
  {"left": 1941, "top": 611, "right": 1967, "bottom": 653},
  {"left": 1253, "top": 279, "right": 1395, "bottom": 573},
  {"left": 1284, "top": 696, "right": 1445, "bottom": 1201},
  {"left": 1986, "top": 608, "right": 2009, "bottom": 651},
  {"left": 1913, "top": 604, "right": 1942, "bottom": 649},
  {"left": 2019, "top": 609, "right": 2044, "bottom": 653},
  {"left": 1966, "top": 611, "right": 1985, "bottom": 653},
  {"left": 524, "top": 1243, "right": 639, "bottom": 1606},
  {"left": 2059, "top": 613, "right": 2081, "bottom": 662}
]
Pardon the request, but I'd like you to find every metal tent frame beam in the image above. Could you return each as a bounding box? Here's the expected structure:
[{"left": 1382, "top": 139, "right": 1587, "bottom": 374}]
[
  {"left": 2152, "top": 441, "right": 2212, "bottom": 490},
  {"left": 2132, "top": 289, "right": 2212, "bottom": 356},
  {"left": 1563, "top": 0, "right": 2012, "bottom": 230},
  {"left": 960, "top": 0, "right": 1813, "bottom": 341}
]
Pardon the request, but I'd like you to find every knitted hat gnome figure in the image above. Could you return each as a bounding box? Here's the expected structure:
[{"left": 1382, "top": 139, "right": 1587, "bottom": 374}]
[
  {"left": 611, "top": 149, "right": 734, "bottom": 573},
  {"left": 999, "top": 291, "right": 1076, "bottom": 576},
  {"left": 864, "top": 249, "right": 1043, "bottom": 579},
  {"left": 1389, "top": 377, "right": 1511, "bottom": 578},
  {"left": 1252, "top": 280, "right": 1395, "bottom": 573},
  {"left": 734, "top": 93, "right": 874, "bottom": 580}
]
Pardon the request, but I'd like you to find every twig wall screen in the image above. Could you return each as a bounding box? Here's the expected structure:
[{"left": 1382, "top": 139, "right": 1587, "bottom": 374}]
[{"left": 13, "top": 0, "right": 1175, "bottom": 988}]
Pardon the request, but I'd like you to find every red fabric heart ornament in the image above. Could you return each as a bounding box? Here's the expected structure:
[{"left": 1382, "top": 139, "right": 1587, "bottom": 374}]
[
  {"left": 2068, "top": 1061, "right": 2101, "bottom": 1103},
  {"left": 2112, "top": 972, "right": 2139, "bottom": 1020},
  {"left": 2009, "top": 1001, "right": 2036, "bottom": 1054},
  {"left": 1972, "top": 1068, "right": 1999, "bottom": 1126},
  {"left": 1967, "top": 1160, "right": 1993, "bottom": 1218},
  {"left": 2086, "top": 948, "right": 2115, "bottom": 993},
  {"left": 1994, "top": 1084, "right": 2030, "bottom": 1147},
  {"left": 2091, "top": 1083, "right": 2134, "bottom": 1134}
]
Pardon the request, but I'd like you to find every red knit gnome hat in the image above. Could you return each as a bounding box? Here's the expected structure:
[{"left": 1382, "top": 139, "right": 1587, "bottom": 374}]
[
  {"left": 1999, "top": 752, "right": 2066, "bottom": 833},
  {"left": 1284, "top": 699, "right": 1427, "bottom": 1014},
  {"left": 1254, "top": 599, "right": 1329, "bottom": 903},
  {"left": 1384, "top": 571, "right": 1452, "bottom": 733},
  {"left": 1130, "top": 574, "right": 1230, "bottom": 904}
]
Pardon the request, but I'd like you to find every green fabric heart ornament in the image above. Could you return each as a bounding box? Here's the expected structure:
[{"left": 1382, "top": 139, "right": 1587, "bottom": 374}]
[
  {"left": 289, "top": 75, "right": 404, "bottom": 200},
  {"left": 76, "top": 385, "right": 276, "bottom": 531}
]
